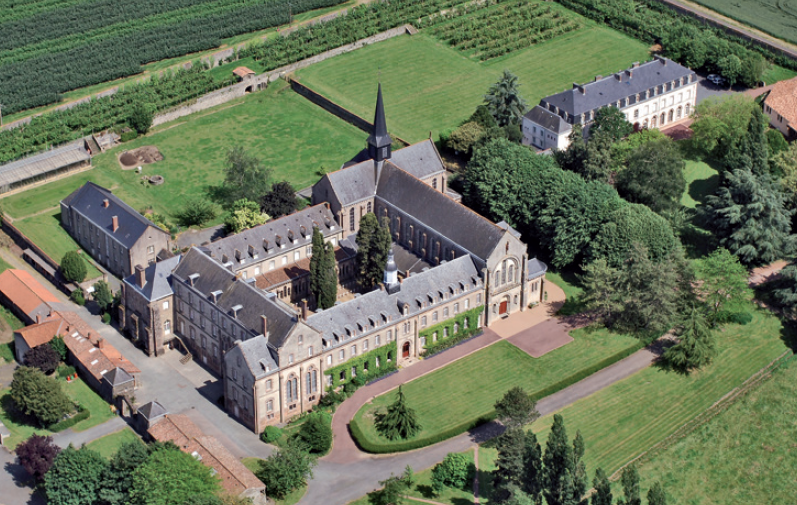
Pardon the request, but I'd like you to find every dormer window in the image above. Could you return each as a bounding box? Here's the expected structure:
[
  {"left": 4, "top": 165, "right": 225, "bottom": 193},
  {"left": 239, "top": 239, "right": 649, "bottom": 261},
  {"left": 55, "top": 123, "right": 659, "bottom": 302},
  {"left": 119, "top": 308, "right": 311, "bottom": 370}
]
[{"left": 403, "top": 305, "right": 409, "bottom": 316}]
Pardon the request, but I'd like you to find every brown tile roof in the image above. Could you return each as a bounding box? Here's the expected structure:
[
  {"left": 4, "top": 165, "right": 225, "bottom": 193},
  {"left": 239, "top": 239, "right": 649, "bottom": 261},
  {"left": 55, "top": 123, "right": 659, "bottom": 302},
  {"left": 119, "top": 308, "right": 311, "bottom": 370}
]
[
  {"left": 0, "top": 269, "right": 59, "bottom": 317},
  {"left": 15, "top": 317, "right": 64, "bottom": 349},
  {"left": 232, "top": 66, "right": 255, "bottom": 78},
  {"left": 765, "top": 77, "right": 797, "bottom": 127},
  {"left": 254, "top": 247, "right": 353, "bottom": 290},
  {"left": 149, "top": 415, "right": 265, "bottom": 495}
]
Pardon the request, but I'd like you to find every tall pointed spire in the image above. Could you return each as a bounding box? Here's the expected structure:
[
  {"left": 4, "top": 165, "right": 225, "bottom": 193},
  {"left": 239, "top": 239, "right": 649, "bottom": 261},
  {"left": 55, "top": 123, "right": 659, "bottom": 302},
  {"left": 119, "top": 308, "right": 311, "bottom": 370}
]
[{"left": 367, "top": 83, "right": 392, "bottom": 162}]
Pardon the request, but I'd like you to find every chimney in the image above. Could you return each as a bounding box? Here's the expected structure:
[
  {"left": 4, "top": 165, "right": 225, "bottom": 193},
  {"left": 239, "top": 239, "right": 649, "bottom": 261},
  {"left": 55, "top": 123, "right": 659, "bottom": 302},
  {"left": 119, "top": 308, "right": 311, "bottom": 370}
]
[
  {"left": 594, "top": 75, "right": 602, "bottom": 82},
  {"left": 573, "top": 83, "right": 585, "bottom": 95},
  {"left": 614, "top": 73, "right": 622, "bottom": 81},
  {"left": 97, "top": 338, "right": 105, "bottom": 349},
  {"left": 112, "top": 215, "right": 119, "bottom": 232},
  {"left": 234, "top": 249, "right": 242, "bottom": 262},
  {"left": 36, "top": 314, "right": 41, "bottom": 324},
  {"left": 633, "top": 61, "right": 640, "bottom": 68},
  {"left": 261, "top": 315, "right": 268, "bottom": 336},
  {"left": 301, "top": 300, "right": 308, "bottom": 321},
  {"left": 135, "top": 264, "right": 146, "bottom": 288},
  {"left": 102, "top": 199, "right": 109, "bottom": 208}
]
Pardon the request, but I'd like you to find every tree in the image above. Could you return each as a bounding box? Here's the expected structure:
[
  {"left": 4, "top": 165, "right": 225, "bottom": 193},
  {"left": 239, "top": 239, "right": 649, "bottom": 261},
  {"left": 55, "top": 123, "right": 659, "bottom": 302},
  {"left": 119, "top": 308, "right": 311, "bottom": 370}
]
[
  {"left": 375, "top": 386, "right": 422, "bottom": 440},
  {"left": 431, "top": 452, "right": 472, "bottom": 494},
  {"left": 522, "top": 430, "right": 543, "bottom": 502},
  {"left": 310, "top": 226, "right": 325, "bottom": 302},
  {"left": 694, "top": 248, "right": 752, "bottom": 322},
  {"left": 691, "top": 96, "right": 756, "bottom": 159},
  {"left": 223, "top": 146, "right": 273, "bottom": 204},
  {"left": 298, "top": 412, "right": 332, "bottom": 454},
  {"left": 484, "top": 70, "right": 528, "bottom": 127},
  {"left": 619, "top": 466, "right": 641, "bottom": 505},
  {"left": 493, "top": 427, "right": 527, "bottom": 500},
  {"left": 447, "top": 121, "right": 486, "bottom": 154},
  {"left": 10, "top": 366, "right": 73, "bottom": 427},
  {"left": 554, "top": 126, "right": 588, "bottom": 175},
  {"left": 468, "top": 105, "right": 499, "bottom": 129},
  {"left": 224, "top": 198, "right": 268, "bottom": 234},
  {"left": 774, "top": 260, "right": 797, "bottom": 316},
  {"left": 616, "top": 138, "right": 686, "bottom": 213},
  {"left": 24, "top": 343, "right": 61, "bottom": 374},
  {"left": 542, "top": 414, "right": 575, "bottom": 505},
  {"left": 50, "top": 336, "right": 67, "bottom": 361},
  {"left": 766, "top": 129, "right": 789, "bottom": 158},
  {"left": 93, "top": 280, "right": 114, "bottom": 313},
  {"left": 318, "top": 242, "right": 338, "bottom": 310},
  {"left": 664, "top": 308, "right": 716, "bottom": 372},
  {"left": 128, "top": 103, "right": 153, "bottom": 135},
  {"left": 369, "top": 468, "right": 414, "bottom": 505},
  {"left": 591, "top": 106, "right": 633, "bottom": 142},
  {"left": 261, "top": 181, "right": 298, "bottom": 218},
  {"left": 717, "top": 54, "right": 742, "bottom": 87},
  {"left": 45, "top": 445, "right": 108, "bottom": 505},
  {"left": 610, "top": 129, "right": 667, "bottom": 168},
  {"left": 494, "top": 386, "right": 539, "bottom": 429},
  {"left": 60, "top": 251, "right": 87, "bottom": 283},
  {"left": 774, "top": 142, "right": 797, "bottom": 208},
  {"left": 128, "top": 446, "right": 219, "bottom": 505},
  {"left": 183, "top": 496, "right": 224, "bottom": 505},
  {"left": 647, "top": 481, "right": 667, "bottom": 505},
  {"left": 256, "top": 442, "right": 316, "bottom": 500},
  {"left": 591, "top": 468, "right": 612, "bottom": 505},
  {"left": 99, "top": 440, "right": 150, "bottom": 505},
  {"left": 582, "top": 131, "right": 614, "bottom": 182},
  {"left": 580, "top": 259, "right": 623, "bottom": 323},
  {"left": 175, "top": 198, "right": 218, "bottom": 227},
  {"left": 355, "top": 213, "right": 391, "bottom": 291},
  {"left": 16, "top": 434, "right": 61, "bottom": 481},
  {"left": 703, "top": 167, "right": 795, "bottom": 267},
  {"left": 572, "top": 431, "right": 588, "bottom": 502}
]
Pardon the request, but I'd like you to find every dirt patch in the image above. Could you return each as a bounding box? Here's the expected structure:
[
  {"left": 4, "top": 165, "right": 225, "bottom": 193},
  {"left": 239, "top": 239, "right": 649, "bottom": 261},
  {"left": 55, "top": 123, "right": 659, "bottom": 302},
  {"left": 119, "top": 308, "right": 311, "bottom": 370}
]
[{"left": 118, "top": 145, "right": 164, "bottom": 169}]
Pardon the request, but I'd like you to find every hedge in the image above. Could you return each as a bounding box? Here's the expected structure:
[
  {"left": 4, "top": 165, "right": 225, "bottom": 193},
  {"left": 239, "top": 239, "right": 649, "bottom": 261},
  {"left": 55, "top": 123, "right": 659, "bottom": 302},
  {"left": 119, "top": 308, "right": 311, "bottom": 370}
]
[
  {"left": 49, "top": 404, "right": 90, "bottom": 432},
  {"left": 350, "top": 340, "right": 645, "bottom": 453},
  {"left": 419, "top": 306, "right": 484, "bottom": 357},
  {"left": 324, "top": 341, "right": 398, "bottom": 388}
]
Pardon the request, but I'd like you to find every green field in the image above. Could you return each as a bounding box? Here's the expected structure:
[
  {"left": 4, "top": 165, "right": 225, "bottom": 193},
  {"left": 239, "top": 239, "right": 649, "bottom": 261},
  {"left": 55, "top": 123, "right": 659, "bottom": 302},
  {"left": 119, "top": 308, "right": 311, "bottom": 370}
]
[
  {"left": 296, "top": 21, "right": 651, "bottom": 143},
  {"left": 2, "top": 81, "right": 365, "bottom": 262},
  {"left": 689, "top": 0, "right": 797, "bottom": 45},
  {"left": 636, "top": 356, "right": 797, "bottom": 505},
  {"left": 352, "top": 331, "right": 640, "bottom": 451},
  {"left": 85, "top": 427, "right": 143, "bottom": 458},
  {"left": 0, "top": 377, "right": 117, "bottom": 449}
]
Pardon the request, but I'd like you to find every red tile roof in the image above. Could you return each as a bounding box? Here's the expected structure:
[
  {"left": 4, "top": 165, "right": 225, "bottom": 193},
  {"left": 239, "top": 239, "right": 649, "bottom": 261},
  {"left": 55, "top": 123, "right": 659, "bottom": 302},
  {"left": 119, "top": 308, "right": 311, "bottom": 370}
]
[
  {"left": 15, "top": 317, "right": 64, "bottom": 349},
  {"left": 765, "top": 76, "right": 797, "bottom": 127},
  {"left": 0, "top": 269, "right": 59, "bottom": 317},
  {"left": 149, "top": 415, "right": 265, "bottom": 495},
  {"left": 232, "top": 66, "right": 255, "bottom": 78}
]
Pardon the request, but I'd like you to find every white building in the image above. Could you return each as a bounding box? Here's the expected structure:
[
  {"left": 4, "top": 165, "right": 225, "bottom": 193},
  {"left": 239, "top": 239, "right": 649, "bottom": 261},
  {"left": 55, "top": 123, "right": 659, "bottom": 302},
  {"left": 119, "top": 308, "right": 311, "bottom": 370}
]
[
  {"left": 762, "top": 76, "right": 797, "bottom": 141},
  {"left": 523, "top": 56, "right": 698, "bottom": 150}
]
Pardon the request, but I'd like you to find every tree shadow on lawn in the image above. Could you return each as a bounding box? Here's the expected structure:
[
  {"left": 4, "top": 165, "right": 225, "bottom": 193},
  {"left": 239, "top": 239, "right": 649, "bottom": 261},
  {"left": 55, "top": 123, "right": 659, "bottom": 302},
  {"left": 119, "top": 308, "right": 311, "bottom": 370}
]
[
  {"left": 1, "top": 392, "right": 46, "bottom": 431},
  {"left": 687, "top": 173, "right": 720, "bottom": 208}
]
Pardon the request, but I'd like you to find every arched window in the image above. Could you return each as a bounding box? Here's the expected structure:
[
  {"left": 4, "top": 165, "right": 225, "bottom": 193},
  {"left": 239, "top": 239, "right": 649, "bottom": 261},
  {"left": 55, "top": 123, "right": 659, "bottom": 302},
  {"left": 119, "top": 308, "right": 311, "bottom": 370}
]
[
  {"left": 685, "top": 103, "right": 691, "bottom": 116},
  {"left": 433, "top": 178, "right": 437, "bottom": 189},
  {"left": 508, "top": 264, "right": 514, "bottom": 283},
  {"left": 676, "top": 106, "right": 682, "bottom": 119},
  {"left": 668, "top": 109, "right": 674, "bottom": 122},
  {"left": 349, "top": 208, "right": 355, "bottom": 231}
]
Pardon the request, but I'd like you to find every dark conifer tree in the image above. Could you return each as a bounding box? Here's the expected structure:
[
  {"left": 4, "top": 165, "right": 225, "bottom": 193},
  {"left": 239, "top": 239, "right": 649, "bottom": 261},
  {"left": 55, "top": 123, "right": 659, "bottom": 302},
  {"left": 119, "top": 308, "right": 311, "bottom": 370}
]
[
  {"left": 309, "top": 226, "right": 325, "bottom": 303},
  {"left": 591, "top": 468, "right": 612, "bottom": 505},
  {"left": 523, "top": 430, "right": 544, "bottom": 503},
  {"left": 318, "top": 242, "right": 338, "bottom": 310}
]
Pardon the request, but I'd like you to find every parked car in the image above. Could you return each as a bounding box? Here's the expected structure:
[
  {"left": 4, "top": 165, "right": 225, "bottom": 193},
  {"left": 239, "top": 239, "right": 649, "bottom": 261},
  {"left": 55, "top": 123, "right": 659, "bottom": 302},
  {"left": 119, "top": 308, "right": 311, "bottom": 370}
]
[{"left": 707, "top": 74, "right": 726, "bottom": 85}]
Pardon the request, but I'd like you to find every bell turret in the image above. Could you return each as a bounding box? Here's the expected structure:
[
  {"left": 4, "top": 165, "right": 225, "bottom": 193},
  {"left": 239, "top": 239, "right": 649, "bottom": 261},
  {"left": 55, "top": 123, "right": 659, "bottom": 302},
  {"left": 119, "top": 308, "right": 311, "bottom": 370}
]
[{"left": 384, "top": 247, "right": 399, "bottom": 294}]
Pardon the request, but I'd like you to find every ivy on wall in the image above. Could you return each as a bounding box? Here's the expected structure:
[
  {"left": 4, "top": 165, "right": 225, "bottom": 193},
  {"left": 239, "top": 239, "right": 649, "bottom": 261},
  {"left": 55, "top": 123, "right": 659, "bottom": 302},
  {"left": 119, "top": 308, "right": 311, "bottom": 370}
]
[
  {"left": 323, "top": 340, "right": 398, "bottom": 386},
  {"left": 419, "top": 306, "right": 484, "bottom": 356}
]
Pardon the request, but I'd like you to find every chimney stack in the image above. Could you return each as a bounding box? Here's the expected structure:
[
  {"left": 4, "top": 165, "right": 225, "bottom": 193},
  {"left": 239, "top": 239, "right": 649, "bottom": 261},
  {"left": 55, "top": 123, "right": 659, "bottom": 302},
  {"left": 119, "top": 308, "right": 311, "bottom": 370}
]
[
  {"left": 112, "top": 215, "right": 119, "bottom": 232},
  {"left": 594, "top": 75, "right": 602, "bottom": 82},
  {"left": 36, "top": 314, "right": 41, "bottom": 324},
  {"left": 135, "top": 264, "right": 146, "bottom": 288},
  {"left": 633, "top": 61, "right": 640, "bottom": 68},
  {"left": 301, "top": 300, "right": 308, "bottom": 321},
  {"left": 98, "top": 338, "right": 105, "bottom": 349},
  {"left": 103, "top": 199, "right": 109, "bottom": 208},
  {"left": 261, "top": 315, "right": 268, "bottom": 336}
]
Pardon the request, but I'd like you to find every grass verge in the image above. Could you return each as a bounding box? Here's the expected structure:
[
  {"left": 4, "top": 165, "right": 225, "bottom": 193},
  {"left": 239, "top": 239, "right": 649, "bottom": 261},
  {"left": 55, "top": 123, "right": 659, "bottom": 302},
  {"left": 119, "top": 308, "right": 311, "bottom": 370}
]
[{"left": 85, "top": 427, "right": 143, "bottom": 459}]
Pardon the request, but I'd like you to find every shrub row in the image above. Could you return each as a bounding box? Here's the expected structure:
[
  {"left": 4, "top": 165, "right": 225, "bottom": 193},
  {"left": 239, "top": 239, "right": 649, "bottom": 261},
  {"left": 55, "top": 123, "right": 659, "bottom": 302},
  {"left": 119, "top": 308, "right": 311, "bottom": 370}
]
[
  {"left": 49, "top": 404, "right": 90, "bottom": 432},
  {"left": 350, "top": 340, "right": 645, "bottom": 453}
]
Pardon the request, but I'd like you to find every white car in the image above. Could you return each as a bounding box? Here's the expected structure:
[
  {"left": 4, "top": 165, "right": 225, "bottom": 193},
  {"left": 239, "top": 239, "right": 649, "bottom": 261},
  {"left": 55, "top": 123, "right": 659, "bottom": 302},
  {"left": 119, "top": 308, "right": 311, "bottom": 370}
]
[{"left": 707, "top": 74, "right": 725, "bottom": 85}]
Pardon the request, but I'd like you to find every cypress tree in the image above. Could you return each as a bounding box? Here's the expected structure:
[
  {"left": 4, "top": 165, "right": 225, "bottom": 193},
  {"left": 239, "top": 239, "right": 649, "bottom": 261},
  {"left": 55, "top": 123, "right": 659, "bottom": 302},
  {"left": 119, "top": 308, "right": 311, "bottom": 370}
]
[
  {"left": 523, "top": 430, "right": 543, "bottom": 502},
  {"left": 493, "top": 427, "right": 527, "bottom": 500},
  {"left": 318, "top": 242, "right": 337, "bottom": 310},
  {"left": 620, "top": 466, "right": 641, "bottom": 505},
  {"left": 355, "top": 213, "right": 378, "bottom": 289},
  {"left": 647, "top": 481, "right": 666, "bottom": 505},
  {"left": 591, "top": 468, "right": 612, "bottom": 505},
  {"left": 375, "top": 386, "right": 422, "bottom": 440},
  {"left": 542, "top": 415, "right": 574, "bottom": 505},
  {"left": 572, "top": 431, "right": 588, "bottom": 501},
  {"left": 747, "top": 107, "right": 769, "bottom": 176},
  {"left": 373, "top": 216, "right": 392, "bottom": 280},
  {"left": 309, "top": 226, "right": 325, "bottom": 303}
]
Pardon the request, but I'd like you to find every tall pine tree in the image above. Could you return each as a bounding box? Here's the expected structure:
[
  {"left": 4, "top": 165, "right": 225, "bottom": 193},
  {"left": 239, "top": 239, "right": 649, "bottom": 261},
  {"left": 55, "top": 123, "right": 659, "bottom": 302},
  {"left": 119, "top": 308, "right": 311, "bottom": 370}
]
[
  {"left": 309, "top": 226, "right": 325, "bottom": 303},
  {"left": 318, "top": 242, "right": 338, "bottom": 310},
  {"left": 355, "top": 213, "right": 392, "bottom": 290},
  {"left": 375, "top": 386, "right": 422, "bottom": 440},
  {"left": 619, "top": 466, "right": 641, "bottom": 505},
  {"left": 663, "top": 308, "right": 716, "bottom": 372},
  {"left": 542, "top": 415, "right": 575, "bottom": 505},
  {"left": 523, "top": 431, "right": 544, "bottom": 503},
  {"left": 493, "top": 427, "right": 527, "bottom": 500},
  {"left": 591, "top": 468, "right": 612, "bottom": 505},
  {"left": 647, "top": 481, "right": 667, "bottom": 505}
]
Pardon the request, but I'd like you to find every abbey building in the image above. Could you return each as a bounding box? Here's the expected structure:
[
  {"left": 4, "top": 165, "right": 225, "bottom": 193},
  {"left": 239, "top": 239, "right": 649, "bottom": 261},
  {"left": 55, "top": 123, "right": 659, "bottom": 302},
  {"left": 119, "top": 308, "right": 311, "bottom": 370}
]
[{"left": 121, "top": 86, "right": 547, "bottom": 433}]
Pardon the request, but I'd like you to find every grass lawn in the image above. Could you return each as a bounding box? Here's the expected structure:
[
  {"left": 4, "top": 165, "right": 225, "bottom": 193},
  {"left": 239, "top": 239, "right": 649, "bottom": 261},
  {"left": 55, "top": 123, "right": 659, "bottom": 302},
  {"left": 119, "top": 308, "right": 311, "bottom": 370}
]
[
  {"left": 353, "top": 332, "right": 640, "bottom": 451},
  {"left": 85, "top": 427, "right": 143, "bottom": 459},
  {"left": 0, "top": 376, "right": 116, "bottom": 449},
  {"left": 523, "top": 308, "right": 788, "bottom": 479},
  {"left": 636, "top": 356, "right": 797, "bottom": 505},
  {"left": 296, "top": 19, "right": 651, "bottom": 143},
  {"left": 2, "top": 80, "right": 366, "bottom": 263},
  {"left": 681, "top": 159, "right": 720, "bottom": 209},
  {"left": 762, "top": 64, "right": 797, "bottom": 85}
]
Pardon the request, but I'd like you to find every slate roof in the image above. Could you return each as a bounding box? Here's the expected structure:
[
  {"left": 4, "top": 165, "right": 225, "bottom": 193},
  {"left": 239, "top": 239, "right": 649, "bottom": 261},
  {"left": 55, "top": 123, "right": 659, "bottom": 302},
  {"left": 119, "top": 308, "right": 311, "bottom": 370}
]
[
  {"left": 523, "top": 105, "right": 573, "bottom": 134},
  {"left": 0, "top": 269, "right": 59, "bottom": 320},
  {"left": 542, "top": 57, "right": 695, "bottom": 119},
  {"left": 122, "top": 254, "right": 181, "bottom": 302},
  {"left": 61, "top": 182, "right": 167, "bottom": 248},
  {"left": 235, "top": 335, "right": 279, "bottom": 380},
  {"left": 389, "top": 139, "right": 446, "bottom": 179},
  {"left": 375, "top": 163, "right": 507, "bottom": 261},
  {"left": 764, "top": 76, "right": 797, "bottom": 127},
  {"left": 173, "top": 248, "right": 298, "bottom": 348},
  {"left": 306, "top": 256, "right": 480, "bottom": 347},
  {"left": 527, "top": 258, "right": 548, "bottom": 280},
  {"left": 102, "top": 367, "right": 134, "bottom": 386},
  {"left": 367, "top": 83, "right": 391, "bottom": 149},
  {"left": 203, "top": 204, "right": 338, "bottom": 271},
  {"left": 138, "top": 400, "right": 168, "bottom": 420}
]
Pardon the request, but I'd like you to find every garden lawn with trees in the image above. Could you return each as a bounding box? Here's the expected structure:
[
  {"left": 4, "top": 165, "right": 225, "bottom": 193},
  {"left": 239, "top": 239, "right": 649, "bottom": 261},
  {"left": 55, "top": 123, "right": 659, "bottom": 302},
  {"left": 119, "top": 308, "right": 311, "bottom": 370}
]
[
  {"left": 351, "top": 331, "right": 640, "bottom": 452},
  {"left": 2, "top": 81, "right": 365, "bottom": 262},
  {"left": 85, "top": 428, "right": 143, "bottom": 459},
  {"left": 296, "top": 23, "right": 650, "bottom": 143}
]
